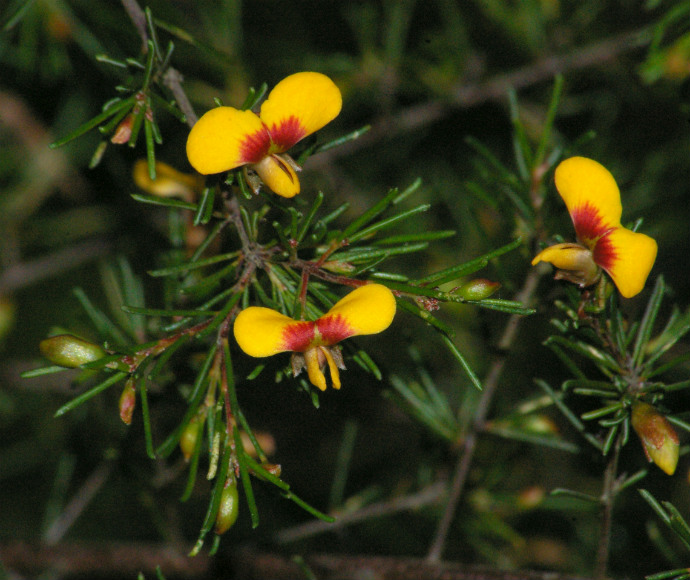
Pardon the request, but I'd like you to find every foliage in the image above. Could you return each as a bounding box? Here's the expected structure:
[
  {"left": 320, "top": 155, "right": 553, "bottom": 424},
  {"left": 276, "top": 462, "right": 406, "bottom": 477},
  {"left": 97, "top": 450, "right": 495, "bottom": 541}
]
[{"left": 2, "top": 1, "right": 690, "bottom": 579}]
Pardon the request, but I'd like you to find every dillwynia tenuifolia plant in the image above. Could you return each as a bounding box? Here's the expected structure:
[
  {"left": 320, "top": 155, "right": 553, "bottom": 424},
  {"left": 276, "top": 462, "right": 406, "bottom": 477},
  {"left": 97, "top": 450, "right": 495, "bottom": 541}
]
[
  {"left": 17, "top": 4, "right": 690, "bottom": 578},
  {"left": 24, "top": 18, "right": 533, "bottom": 555},
  {"left": 528, "top": 158, "right": 690, "bottom": 579}
]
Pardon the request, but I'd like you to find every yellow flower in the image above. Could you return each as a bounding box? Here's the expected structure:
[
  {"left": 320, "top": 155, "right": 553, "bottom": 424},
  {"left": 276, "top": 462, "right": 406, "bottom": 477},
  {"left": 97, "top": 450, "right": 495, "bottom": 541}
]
[
  {"left": 532, "top": 157, "right": 657, "bottom": 298},
  {"left": 132, "top": 160, "right": 204, "bottom": 203},
  {"left": 631, "top": 401, "right": 679, "bottom": 476},
  {"left": 186, "top": 72, "right": 342, "bottom": 198},
  {"left": 233, "top": 284, "right": 396, "bottom": 391}
]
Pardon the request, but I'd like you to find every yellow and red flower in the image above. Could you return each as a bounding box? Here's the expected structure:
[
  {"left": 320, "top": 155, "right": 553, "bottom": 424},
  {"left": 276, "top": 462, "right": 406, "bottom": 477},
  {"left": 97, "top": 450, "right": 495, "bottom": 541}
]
[
  {"left": 233, "top": 284, "right": 396, "bottom": 391},
  {"left": 186, "top": 72, "right": 342, "bottom": 198},
  {"left": 532, "top": 157, "right": 657, "bottom": 298}
]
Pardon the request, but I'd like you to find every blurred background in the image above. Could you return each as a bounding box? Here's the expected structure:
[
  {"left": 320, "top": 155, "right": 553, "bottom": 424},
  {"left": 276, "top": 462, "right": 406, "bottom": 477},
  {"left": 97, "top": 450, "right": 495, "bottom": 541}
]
[{"left": 1, "top": 1, "right": 689, "bottom": 578}]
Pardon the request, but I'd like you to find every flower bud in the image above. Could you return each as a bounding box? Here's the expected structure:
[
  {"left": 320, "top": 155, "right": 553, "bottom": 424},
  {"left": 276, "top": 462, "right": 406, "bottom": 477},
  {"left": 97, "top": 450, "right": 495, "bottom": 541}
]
[
  {"left": 111, "top": 113, "right": 134, "bottom": 144},
  {"left": 179, "top": 416, "right": 203, "bottom": 462},
  {"left": 39, "top": 334, "right": 106, "bottom": 368},
  {"left": 215, "top": 480, "right": 239, "bottom": 534},
  {"left": 119, "top": 379, "right": 136, "bottom": 425},
  {"left": 321, "top": 260, "right": 356, "bottom": 274},
  {"left": 456, "top": 279, "right": 501, "bottom": 301},
  {"left": 631, "top": 401, "right": 679, "bottom": 476}
]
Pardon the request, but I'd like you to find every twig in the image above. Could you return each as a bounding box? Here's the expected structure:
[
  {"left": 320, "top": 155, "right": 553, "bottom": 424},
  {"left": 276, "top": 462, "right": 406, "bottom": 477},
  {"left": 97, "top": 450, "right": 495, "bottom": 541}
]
[
  {"left": 119, "top": 0, "right": 198, "bottom": 127},
  {"left": 42, "top": 461, "right": 113, "bottom": 546},
  {"left": 0, "top": 238, "right": 112, "bottom": 294},
  {"left": 309, "top": 27, "right": 651, "bottom": 169},
  {"left": 233, "top": 550, "right": 597, "bottom": 580},
  {"left": 120, "top": 0, "right": 148, "bottom": 51},
  {"left": 275, "top": 481, "right": 447, "bottom": 544}
]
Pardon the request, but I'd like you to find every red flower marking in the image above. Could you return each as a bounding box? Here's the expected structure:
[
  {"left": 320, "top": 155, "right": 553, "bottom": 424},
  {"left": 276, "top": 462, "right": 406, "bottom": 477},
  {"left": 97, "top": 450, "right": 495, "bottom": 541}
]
[
  {"left": 571, "top": 201, "right": 610, "bottom": 245},
  {"left": 239, "top": 127, "right": 271, "bottom": 164},
  {"left": 268, "top": 116, "right": 306, "bottom": 152},
  {"left": 592, "top": 231, "right": 618, "bottom": 272},
  {"left": 317, "top": 314, "right": 354, "bottom": 346},
  {"left": 282, "top": 321, "right": 316, "bottom": 352}
]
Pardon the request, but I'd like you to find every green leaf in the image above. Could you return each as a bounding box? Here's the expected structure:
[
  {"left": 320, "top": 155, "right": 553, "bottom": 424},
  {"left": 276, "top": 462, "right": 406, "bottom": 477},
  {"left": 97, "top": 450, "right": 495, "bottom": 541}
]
[
  {"left": 633, "top": 275, "right": 666, "bottom": 368},
  {"left": 485, "top": 425, "right": 579, "bottom": 453},
  {"left": 341, "top": 186, "right": 401, "bottom": 239},
  {"left": 54, "top": 372, "right": 129, "bottom": 417},
  {"left": 535, "top": 379, "right": 602, "bottom": 451},
  {"left": 395, "top": 300, "right": 456, "bottom": 337},
  {"left": 50, "top": 97, "right": 136, "bottom": 148},
  {"left": 156, "top": 345, "right": 217, "bottom": 457},
  {"left": 374, "top": 230, "right": 456, "bottom": 245},
  {"left": 534, "top": 74, "right": 564, "bottom": 167},
  {"left": 464, "top": 298, "right": 535, "bottom": 315},
  {"left": 312, "top": 125, "right": 371, "bottom": 154},
  {"left": 544, "top": 336, "right": 620, "bottom": 375},
  {"left": 148, "top": 251, "right": 238, "bottom": 277},
  {"left": 347, "top": 204, "right": 431, "bottom": 243},
  {"left": 138, "top": 380, "right": 156, "bottom": 459},
  {"left": 441, "top": 334, "right": 482, "bottom": 391},
  {"left": 549, "top": 488, "right": 600, "bottom": 503},
  {"left": 1, "top": 0, "right": 38, "bottom": 31},
  {"left": 295, "top": 191, "right": 324, "bottom": 243},
  {"left": 21, "top": 366, "right": 70, "bottom": 378},
  {"left": 413, "top": 237, "right": 522, "bottom": 286},
  {"left": 131, "top": 192, "right": 198, "bottom": 211}
]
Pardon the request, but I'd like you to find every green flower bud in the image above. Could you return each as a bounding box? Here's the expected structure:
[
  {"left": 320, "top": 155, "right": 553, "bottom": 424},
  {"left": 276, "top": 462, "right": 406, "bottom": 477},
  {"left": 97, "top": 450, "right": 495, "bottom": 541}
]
[
  {"left": 631, "top": 401, "right": 679, "bottom": 476},
  {"left": 39, "top": 334, "right": 106, "bottom": 368},
  {"left": 456, "top": 279, "right": 501, "bottom": 301},
  {"left": 215, "top": 480, "right": 239, "bottom": 534}
]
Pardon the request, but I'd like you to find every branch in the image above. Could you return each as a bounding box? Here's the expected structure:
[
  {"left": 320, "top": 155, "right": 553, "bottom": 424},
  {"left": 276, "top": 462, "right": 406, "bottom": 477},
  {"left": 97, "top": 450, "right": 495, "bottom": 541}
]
[
  {"left": 233, "top": 550, "right": 597, "bottom": 580},
  {"left": 309, "top": 27, "right": 651, "bottom": 169},
  {"left": 0, "top": 541, "right": 208, "bottom": 578}
]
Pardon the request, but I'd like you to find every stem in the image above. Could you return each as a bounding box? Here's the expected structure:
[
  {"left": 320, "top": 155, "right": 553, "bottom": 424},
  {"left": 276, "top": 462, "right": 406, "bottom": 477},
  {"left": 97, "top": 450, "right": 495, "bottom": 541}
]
[
  {"left": 594, "top": 435, "right": 622, "bottom": 580},
  {"left": 426, "top": 267, "right": 542, "bottom": 562}
]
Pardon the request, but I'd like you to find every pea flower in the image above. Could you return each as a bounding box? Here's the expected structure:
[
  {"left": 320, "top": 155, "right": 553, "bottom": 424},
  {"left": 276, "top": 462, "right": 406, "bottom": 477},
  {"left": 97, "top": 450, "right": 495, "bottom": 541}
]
[
  {"left": 233, "top": 284, "right": 396, "bottom": 391},
  {"left": 186, "top": 72, "right": 342, "bottom": 198},
  {"left": 133, "top": 159, "right": 204, "bottom": 203},
  {"left": 532, "top": 157, "right": 657, "bottom": 298}
]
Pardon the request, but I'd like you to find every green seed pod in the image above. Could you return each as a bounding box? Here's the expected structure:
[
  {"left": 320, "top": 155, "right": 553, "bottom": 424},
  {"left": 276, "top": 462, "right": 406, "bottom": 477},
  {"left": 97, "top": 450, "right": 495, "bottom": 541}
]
[
  {"left": 215, "top": 480, "right": 239, "bottom": 534},
  {"left": 179, "top": 416, "right": 202, "bottom": 462},
  {"left": 456, "top": 279, "right": 501, "bottom": 301},
  {"left": 39, "top": 334, "right": 106, "bottom": 368}
]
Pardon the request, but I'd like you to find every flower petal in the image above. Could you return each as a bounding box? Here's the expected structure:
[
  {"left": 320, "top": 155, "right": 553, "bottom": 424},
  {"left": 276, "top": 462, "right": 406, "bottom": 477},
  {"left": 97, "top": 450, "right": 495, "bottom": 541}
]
[
  {"left": 187, "top": 107, "right": 270, "bottom": 175},
  {"left": 531, "top": 243, "right": 600, "bottom": 287},
  {"left": 595, "top": 227, "right": 658, "bottom": 298},
  {"left": 259, "top": 72, "right": 342, "bottom": 152},
  {"left": 317, "top": 284, "right": 396, "bottom": 344},
  {"left": 555, "top": 157, "right": 622, "bottom": 244},
  {"left": 234, "top": 307, "right": 314, "bottom": 357},
  {"left": 252, "top": 154, "right": 301, "bottom": 198}
]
